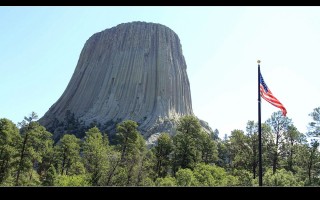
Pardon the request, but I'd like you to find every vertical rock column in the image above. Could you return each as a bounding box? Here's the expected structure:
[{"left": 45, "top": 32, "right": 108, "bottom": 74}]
[{"left": 39, "top": 21, "right": 194, "bottom": 139}]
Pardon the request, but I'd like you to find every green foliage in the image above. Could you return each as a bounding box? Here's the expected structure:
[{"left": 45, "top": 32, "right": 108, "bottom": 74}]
[
  {"left": 261, "top": 123, "right": 274, "bottom": 171},
  {"left": 37, "top": 141, "right": 55, "bottom": 183},
  {"left": 309, "top": 140, "right": 320, "bottom": 185},
  {"left": 211, "top": 129, "right": 219, "bottom": 141},
  {"left": 16, "top": 169, "right": 41, "bottom": 186},
  {"left": 0, "top": 118, "right": 21, "bottom": 184},
  {"left": 216, "top": 139, "right": 230, "bottom": 168},
  {"left": 266, "top": 111, "right": 293, "bottom": 174},
  {"left": 112, "top": 120, "right": 148, "bottom": 186},
  {"left": 267, "top": 111, "right": 292, "bottom": 134},
  {"left": 139, "top": 177, "right": 155, "bottom": 186},
  {"left": 176, "top": 168, "right": 197, "bottom": 186},
  {"left": 2, "top": 108, "right": 320, "bottom": 186},
  {"left": 199, "top": 131, "right": 218, "bottom": 164},
  {"left": 177, "top": 115, "right": 202, "bottom": 138},
  {"left": 0, "top": 174, "right": 15, "bottom": 186},
  {"left": 68, "top": 160, "right": 86, "bottom": 175},
  {"left": 55, "top": 134, "right": 83, "bottom": 176},
  {"left": 108, "top": 166, "right": 127, "bottom": 186},
  {"left": 192, "top": 163, "right": 216, "bottom": 186},
  {"left": 263, "top": 168, "right": 304, "bottom": 186},
  {"left": 245, "top": 120, "right": 258, "bottom": 178},
  {"left": 116, "top": 120, "right": 140, "bottom": 162},
  {"left": 172, "top": 115, "right": 203, "bottom": 172},
  {"left": 15, "top": 113, "right": 53, "bottom": 186},
  {"left": 125, "top": 133, "right": 147, "bottom": 186},
  {"left": 283, "top": 125, "right": 306, "bottom": 172},
  {"left": 23, "top": 112, "right": 38, "bottom": 123},
  {"left": 49, "top": 110, "right": 87, "bottom": 142},
  {"left": 153, "top": 133, "right": 173, "bottom": 178},
  {"left": 54, "top": 174, "right": 90, "bottom": 186},
  {"left": 136, "top": 149, "right": 156, "bottom": 186},
  {"left": 82, "top": 126, "right": 108, "bottom": 186},
  {"left": 155, "top": 176, "right": 177, "bottom": 186},
  {"left": 192, "top": 163, "right": 238, "bottom": 186},
  {"left": 42, "top": 164, "right": 56, "bottom": 186},
  {"left": 303, "top": 140, "right": 320, "bottom": 185},
  {"left": 307, "top": 107, "right": 320, "bottom": 138},
  {"left": 228, "top": 129, "right": 251, "bottom": 170},
  {"left": 231, "top": 169, "right": 253, "bottom": 186},
  {"left": 101, "top": 147, "right": 121, "bottom": 186}
]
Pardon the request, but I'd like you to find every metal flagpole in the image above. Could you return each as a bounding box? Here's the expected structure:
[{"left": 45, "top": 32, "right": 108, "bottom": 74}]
[{"left": 258, "top": 60, "right": 262, "bottom": 186}]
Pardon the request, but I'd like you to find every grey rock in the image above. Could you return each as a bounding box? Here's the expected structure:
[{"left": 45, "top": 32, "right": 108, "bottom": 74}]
[{"left": 39, "top": 21, "right": 212, "bottom": 143}]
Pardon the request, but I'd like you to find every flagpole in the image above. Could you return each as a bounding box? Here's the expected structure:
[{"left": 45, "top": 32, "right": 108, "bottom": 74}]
[{"left": 258, "top": 60, "right": 262, "bottom": 186}]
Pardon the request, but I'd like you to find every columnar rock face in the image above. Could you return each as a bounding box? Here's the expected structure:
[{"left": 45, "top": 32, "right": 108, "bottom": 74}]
[{"left": 39, "top": 21, "right": 211, "bottom": 142}]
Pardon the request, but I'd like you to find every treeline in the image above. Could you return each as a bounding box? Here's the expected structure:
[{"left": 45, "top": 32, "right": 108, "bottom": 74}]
[{"left": 0, "top": 107, "right": 320, "bottom": 186}]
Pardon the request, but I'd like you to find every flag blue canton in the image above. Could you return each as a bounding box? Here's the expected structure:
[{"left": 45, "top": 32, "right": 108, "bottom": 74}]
[
  {"left": 259, "top": 74, "right": 268, "bottom": 92},
  {"left": 259, "top": 72, "right": 287, "bottom": 116}
]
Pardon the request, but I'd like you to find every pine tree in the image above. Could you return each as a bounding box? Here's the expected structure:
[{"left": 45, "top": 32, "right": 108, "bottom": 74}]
[
  {"left": 266, "top": 111, "right": 292, "bottom": 174},
  {"left": 55, "top": 134, "right": 83, "bottom": 176},
  {"left": 153, "top": 133, "right": 173, "bottom": 178},
  {"left": 82, "top": 127, "right": 108, "bottom": 186},
  {"left": 42, "top": 164, "right": 56, "bottom": 186},
  {"left": 0, "top": 118, "right": 21, "bottom": 185},
  {"left": 172, "top": 115, "right": 203, "bottom": 173},
  {"left": 15, "top": 112, "right": 53, "bottom": 186}
]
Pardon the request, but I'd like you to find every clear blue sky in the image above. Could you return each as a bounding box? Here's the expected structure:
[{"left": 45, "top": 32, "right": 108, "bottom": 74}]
[{"left": 1, "top": 6, "right": 320, "bottom": 137}]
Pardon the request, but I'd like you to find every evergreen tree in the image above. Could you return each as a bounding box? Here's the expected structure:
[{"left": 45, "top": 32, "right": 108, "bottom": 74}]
[
  {"left": 116, "top": 120, "right": 140, "bottom": 162},
  {"left": 176, "top": 168, "right": 196, "bottom": 186},
  {"left": 36, "top": 141, "right": 55, "bottom": 184},
  {"left": 155, "top": 176, "right": 177, "bottom": 186},
  {"left": 307, "top": 107, "right": 320, "bottom": 138},
  {"left": 55, "top": 134, "right": 83, "bottom": 176},
  {"left": 15, "top": 112, "right": 53, "bottom": 186},
  {"left": 124, "top": 132, "right": 146, "bottom": 186},
  {"left": 107, "top": 120, "right": 147, "bottom": 186},
  {"left": 306, "top": 140, "right": 320, "bottom": 185},
  {"left": 246, "top": 120, "right": 258, "bottom": 179},
  {"left": 227, "top": 129, "right": 251, "bottom": 171},
  {"left": 263, "top": 168, "right": 303, "bottom": 186},
  {"left": 0, "top": 118, "right": 21, "bottom": 185},
  {"left": 192, "top": 163, "right": 239, "bottom": 186},
  {"left": 102, "top": 146, "right": 121, "bottom": 186},
  {"left": 211, "top": 129, "right": 220, "bottom": 141},
  {"left": 231, "top": 169, "right": 253, "bottom": 186},
  {"left": 283, "top": 125, "right": 306, "bottom": 172},
  {"left": 261, "top": 123, "right": 274, "bottom": 174},
  {"left": 172, "top": 115, "right": 202, "bottom": 173},
  {"left": 198, "top": 131, "right": 218, "bottom": 164},
  {"left": 266, "top": 111, "right": 292, "bottom": 174},
  {"left": 54, "top": 174, "right": 90, "bottom": 186},
  {"left": 216, "top": 138, "right": 230, "bottom": 168},
  {"left": 82, "top": 126, "right": 108, "bottom": 186},
  {"left": 152, "top": 133, "right": 173, "bottom": 178},
  {"left": 1, "top": 107, "right": 320, "bottom": 186},
  {"left": 136, "top": 139, "right": 155, "bottom": 186},
  {"left": 42, "top": 164, "right": 56, "bottom": 186}
]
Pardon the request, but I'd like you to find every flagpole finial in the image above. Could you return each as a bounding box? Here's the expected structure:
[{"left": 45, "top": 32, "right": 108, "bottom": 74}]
[{"left": 257, "top": 60, "right": 261, "bottom": 64}]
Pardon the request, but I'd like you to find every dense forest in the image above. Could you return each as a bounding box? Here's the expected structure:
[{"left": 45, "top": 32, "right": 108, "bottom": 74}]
[{"left": 0, "top": 107, "right": 320, "bottom": 186}]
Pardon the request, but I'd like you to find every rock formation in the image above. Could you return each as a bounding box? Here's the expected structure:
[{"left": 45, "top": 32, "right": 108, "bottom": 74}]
[{"left": 39, "top": 21, "right": 212, "bottom": 144}]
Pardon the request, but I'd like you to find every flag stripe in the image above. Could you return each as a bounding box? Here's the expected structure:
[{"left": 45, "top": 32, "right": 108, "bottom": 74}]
[
  {"left": 260, "top": 86, "right": 284, "bottom": 105},
  {"left": 262, "top": 97, "right": 286, "bottom": 111},
  {"left": 259, "top": 73, "right": 287, "bottom": 116},
  {"left": 260, "top": 88, "right": 287, "bottom": 111}
]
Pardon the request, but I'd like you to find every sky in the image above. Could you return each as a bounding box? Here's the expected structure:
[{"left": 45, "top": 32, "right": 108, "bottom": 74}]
[{"left": 1, "top": 6, "right": 320, "bottom": 138}]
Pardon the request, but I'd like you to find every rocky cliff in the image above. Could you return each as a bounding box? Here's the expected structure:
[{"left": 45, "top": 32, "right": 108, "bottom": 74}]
[{"left": 39, "top": 21, "right": 212, "bottom": 143}]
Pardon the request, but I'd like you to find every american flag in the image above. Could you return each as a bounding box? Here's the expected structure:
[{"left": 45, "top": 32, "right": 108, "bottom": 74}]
[{"left": 259, "top": 72, "right": 287, "bottom": 116}]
